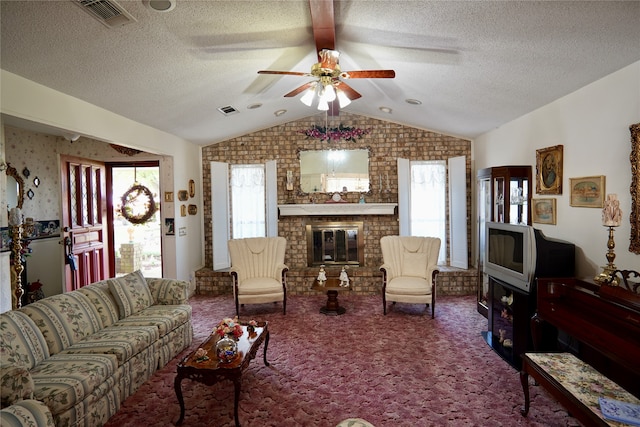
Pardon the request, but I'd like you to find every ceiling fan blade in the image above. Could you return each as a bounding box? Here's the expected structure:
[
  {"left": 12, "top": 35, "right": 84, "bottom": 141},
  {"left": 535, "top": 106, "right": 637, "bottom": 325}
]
[
  {"left": 309, "top": 0, "right": 336, "bottom": 56},
  {"left": 258, "top": 70, "right": 310, "bottom": 76},
  {"left": 284, "top": 82, "right": 316, "bottom": 98},
  {"left": 335, "top": 81, "right": 362, "bottom": 100},
  {"left": 341, "top": 70, "right": 396, "bottom": 79}
]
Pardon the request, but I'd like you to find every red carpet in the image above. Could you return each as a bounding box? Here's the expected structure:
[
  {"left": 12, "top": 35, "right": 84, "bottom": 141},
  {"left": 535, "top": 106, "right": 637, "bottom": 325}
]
[{"left": 104, "top": 294, "right": 580, "bottom": 427}]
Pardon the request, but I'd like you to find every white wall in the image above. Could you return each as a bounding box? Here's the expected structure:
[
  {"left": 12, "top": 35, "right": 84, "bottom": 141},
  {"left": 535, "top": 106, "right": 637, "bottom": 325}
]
[
  {"left": 0, "top": 71, "right": 203, "bottom": 310},
  {"left": 474, "top": 61, "right": 640, "bottom": 278}
]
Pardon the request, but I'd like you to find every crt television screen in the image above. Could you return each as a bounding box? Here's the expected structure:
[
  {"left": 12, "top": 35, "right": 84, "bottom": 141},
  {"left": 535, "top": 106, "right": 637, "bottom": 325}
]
[{"left": 488, "top": 227, "right": 524, "bottom": 274}]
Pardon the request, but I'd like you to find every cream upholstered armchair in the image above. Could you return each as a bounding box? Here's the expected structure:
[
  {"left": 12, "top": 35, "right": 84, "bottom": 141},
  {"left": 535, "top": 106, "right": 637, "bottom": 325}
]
[
  {"left": 228, "top": 236, "right": 288, "bottom": 316},
  {"left": 380, "top": 235, "right": 441, "bottom": 318}
]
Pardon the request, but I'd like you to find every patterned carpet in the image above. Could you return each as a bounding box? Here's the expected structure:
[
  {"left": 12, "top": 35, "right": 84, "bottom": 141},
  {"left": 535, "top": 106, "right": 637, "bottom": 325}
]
[{"left": 104, "top": 294, "right": 581, "bottom": 427}]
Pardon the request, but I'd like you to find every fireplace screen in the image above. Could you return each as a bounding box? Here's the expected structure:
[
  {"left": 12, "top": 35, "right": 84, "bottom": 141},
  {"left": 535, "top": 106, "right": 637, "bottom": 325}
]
[{"left": 306, "top": 221, "right": 364, "bottom": 266}]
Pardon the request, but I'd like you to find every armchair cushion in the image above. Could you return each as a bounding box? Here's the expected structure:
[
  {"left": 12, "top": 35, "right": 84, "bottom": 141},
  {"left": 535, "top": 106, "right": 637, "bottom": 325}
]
[{"left": 108, "top": 270, "right": 153, "bottom": 318}]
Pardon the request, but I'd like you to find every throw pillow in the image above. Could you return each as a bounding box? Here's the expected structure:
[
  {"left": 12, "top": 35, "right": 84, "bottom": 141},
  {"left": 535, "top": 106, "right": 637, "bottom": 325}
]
[{"left": 108, "top": 270, "right": 153, "bottom": 318}]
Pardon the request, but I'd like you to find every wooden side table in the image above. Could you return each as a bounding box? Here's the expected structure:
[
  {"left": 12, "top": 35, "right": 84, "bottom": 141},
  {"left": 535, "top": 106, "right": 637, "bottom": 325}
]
[
  {"left": 311, "top": 278, "right": 350, "bottom": 315},
  {"left": 174, "top": 322, "right": 269, "bottom": 426}
]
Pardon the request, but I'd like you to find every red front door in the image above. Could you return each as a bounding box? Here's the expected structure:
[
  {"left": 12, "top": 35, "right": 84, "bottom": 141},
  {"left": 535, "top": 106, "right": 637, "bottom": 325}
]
[{"left": 60, "top": 155, "right": 109, "bottom": 291}]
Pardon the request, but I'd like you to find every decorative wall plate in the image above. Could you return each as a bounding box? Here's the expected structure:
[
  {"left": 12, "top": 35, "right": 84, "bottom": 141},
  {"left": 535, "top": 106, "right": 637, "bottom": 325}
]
[
  {"left": 22, "top": 167, "right": 30, "bottom": 178},
  {"left": 178, "top": 190, "right": 189, "bottom": 201},
  {"left": 188, "top": 204, "right": 197, "bottom": 215},
  {"left": 189, "top": 179, "right": 195, "bottom": 198},
  {"left": 27, "top": 189, "right": 34, "bottom": 199},
  {"left": 33, "top": 176, "right": 40, "bottom": 187}
]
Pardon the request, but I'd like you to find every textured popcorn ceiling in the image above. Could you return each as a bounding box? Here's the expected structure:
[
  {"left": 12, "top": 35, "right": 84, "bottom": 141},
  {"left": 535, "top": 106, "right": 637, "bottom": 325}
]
[{"left": 1, "top": 1, "right": 639, "bottom": 146}]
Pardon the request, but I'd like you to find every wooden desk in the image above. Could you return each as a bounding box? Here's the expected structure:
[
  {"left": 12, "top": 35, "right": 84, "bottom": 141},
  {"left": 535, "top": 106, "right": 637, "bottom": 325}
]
[
  {"left": 311, "top": 278, "right": 350, "bottom": 315},
  {"left": 174, "top": 322, "right": 269, "bottom": 426}
]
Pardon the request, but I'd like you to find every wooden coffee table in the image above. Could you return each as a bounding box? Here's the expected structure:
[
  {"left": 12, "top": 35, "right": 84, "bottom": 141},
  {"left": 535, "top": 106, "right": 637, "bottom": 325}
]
[
  {"left": 174, "top": 321, "right": 269, "bottom": 426},
  {"left": 311, "top": 278, "right": 350, "bottom": 315}
]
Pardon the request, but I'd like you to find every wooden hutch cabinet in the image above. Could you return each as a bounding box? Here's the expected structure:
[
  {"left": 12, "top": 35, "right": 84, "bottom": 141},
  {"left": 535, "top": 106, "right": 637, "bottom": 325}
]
[{"left": 476, "top": 166, "right": 532, "bottom": 317}]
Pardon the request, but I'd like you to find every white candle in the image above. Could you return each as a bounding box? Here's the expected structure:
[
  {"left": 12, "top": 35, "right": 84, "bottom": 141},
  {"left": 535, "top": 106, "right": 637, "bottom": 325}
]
[{"left": 9, "top": 207, "right": 22, "bottom": 226}]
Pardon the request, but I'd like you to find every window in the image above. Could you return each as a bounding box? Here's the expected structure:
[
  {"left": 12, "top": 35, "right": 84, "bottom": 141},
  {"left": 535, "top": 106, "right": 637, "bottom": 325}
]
[
  {"left": 231, "top": 164, "right": 265, "bottom": 238},
  {"left": 410, "top": 161, "right": 447, "bottom": 263}
]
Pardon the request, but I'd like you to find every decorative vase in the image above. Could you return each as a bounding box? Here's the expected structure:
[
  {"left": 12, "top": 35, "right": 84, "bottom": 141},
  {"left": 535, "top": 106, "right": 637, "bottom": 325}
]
[{"left": 216, "top": 335, "right": 238, "bottom": 363}]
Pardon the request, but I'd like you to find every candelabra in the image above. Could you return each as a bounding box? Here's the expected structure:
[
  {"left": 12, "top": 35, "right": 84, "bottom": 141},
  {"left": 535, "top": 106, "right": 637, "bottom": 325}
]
[{"left": 594, "top": 194, "right": 622, "bottom": 285}]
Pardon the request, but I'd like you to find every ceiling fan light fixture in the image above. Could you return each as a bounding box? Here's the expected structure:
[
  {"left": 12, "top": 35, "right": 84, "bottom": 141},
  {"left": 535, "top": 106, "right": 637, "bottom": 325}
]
[
  {"left": 337, "top": 90, "right": 351, "bottom": 108},
  {"left": 317, "top": 98, "right": 329, "bottom": 111},
  {"left": 320, "top": 83, "right": 336, "bottom": 103},
  {"left": 300, "top": 86, "right": 317, "bottom": 107}
]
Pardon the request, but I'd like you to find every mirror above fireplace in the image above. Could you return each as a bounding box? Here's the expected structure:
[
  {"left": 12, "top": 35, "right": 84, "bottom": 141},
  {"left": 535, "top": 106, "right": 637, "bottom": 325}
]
[{"left": 299, "top": 148, "right": 370, "bottom": 193}]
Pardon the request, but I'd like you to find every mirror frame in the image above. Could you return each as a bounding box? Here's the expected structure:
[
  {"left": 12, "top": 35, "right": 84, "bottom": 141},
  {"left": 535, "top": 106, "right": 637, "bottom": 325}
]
[
  {"left": 296, "top": 147, "right": 373, "bottom": 195},
  {"left": 630, "top": 123, "right": 639, "bottom": 254},
  {"left": 6, "top": 163, "right": 25, "bottom": 210}
]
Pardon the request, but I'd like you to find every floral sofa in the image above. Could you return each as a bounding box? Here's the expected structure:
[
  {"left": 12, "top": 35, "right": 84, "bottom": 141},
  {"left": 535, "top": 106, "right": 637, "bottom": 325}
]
[{"left": 0, "top": 270, "right": 193, "bottom": 427}]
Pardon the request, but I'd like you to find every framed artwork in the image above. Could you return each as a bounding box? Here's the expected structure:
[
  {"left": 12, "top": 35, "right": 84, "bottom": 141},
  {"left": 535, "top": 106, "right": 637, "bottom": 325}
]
[
  {"left": 189, "top": 179, "right": 196, "bottom": 198},
  {"left": 164, "top": 191, "right": 173, "bottom": 202},
  {"left": 532, "top": 198, "right": 557, "bottom": 225},
  {"left": 630, "top": 123, "right": 640, "bottom": 254},
  {"left": 536, "top": 145, "right": 563, "bottom": 194},
  {"left": 188, "top": 204, "right": 197, "bottom": 215},
  {"left": 177, "top": 190, "right": 189, "bottom": 201},
  {"left": 164, "top": 218, "right": 175, "bottom": 235},
  {"left": 180, "top": 204, "right": 187, "bottom": 217},
  {"left": 569, "top": 175, "right": 606, "bottom": 208}
]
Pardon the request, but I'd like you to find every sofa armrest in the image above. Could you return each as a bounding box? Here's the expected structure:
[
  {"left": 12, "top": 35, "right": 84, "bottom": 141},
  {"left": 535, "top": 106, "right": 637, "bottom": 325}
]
[
  {"left": 146, "top": 278, "right": 191, "bottom": 305},
  {"left": 0, "top": 399, "right": 55, "bottom": 427},
  {"left": 1, "top": 367, "right": 34, "bottom": 408}
]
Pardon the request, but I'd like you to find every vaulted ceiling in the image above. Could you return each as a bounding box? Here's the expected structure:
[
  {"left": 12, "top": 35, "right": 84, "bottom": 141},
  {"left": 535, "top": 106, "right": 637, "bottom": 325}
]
[{"left": 1, "top": 1, "right": 639, "bottom": 146}]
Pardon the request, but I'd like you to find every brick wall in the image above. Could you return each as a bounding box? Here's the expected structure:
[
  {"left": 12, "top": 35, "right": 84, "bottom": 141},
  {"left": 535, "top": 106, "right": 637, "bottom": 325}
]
[{"left": 199, "top": 112, "right": 476, "bottom": 295}]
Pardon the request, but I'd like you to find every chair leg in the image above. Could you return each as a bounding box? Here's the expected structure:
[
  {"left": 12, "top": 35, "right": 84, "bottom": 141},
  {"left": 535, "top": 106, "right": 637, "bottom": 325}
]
[
  {"left": 383, "top": 294, "right": 387, "bottom": 315},
  {"left": 235, "top": 297, "right": 239, "bottom": 317}
]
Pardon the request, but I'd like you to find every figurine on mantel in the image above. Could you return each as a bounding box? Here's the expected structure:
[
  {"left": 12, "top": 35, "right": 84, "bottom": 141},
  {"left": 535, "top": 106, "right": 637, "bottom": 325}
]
[
  {"left": 317, "top": 265, "right": 327, "bottom": 285},
  {"left": 339, "top": 266, "right": 350, "bottom": 287}
]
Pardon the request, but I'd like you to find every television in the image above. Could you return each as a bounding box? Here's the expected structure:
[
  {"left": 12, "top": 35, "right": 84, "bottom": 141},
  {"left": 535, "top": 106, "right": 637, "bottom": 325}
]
[{"left": 485, "top": 222, "right": 575, "bottom": 293}]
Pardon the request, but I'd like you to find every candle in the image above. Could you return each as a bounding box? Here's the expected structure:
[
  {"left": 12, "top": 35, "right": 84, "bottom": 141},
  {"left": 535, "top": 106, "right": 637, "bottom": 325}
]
[
  {"left": 602, "top": 194, "right": 622, "bottom": 227},
  {"left": 9, "top": 207, "right": 22, "bottom": 226}
]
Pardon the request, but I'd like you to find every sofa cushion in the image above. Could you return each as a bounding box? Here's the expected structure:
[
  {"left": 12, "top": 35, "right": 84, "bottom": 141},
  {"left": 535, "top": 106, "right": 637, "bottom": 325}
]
[
  {"left": 0, "top": 399, "right": 55, "bottom": 427},
  {"left": 20, "top": 292, "right": 103, "bottom": 355},
  {"left": 146, "top": 278, "right": 190, "bottom": 305},
  {"left": 30, "top": 353, "right": 118, "bottom": 415},
  {"left": 59, "top": 325, "right": 159, "bottom": 366},
  {"left": 114, "top": 304, "right": 192, "bottom": 337},
  {"left": 76, "top": 280, "right": 120, "bottom": 328},
  {"left": 108, "top": 270, "right": 153, "bottom": 318},
  {"left": 0, "top": 366, "right": 34, "bottom": 408},
  {"left": 0, "top": 310, "right": 50, "bottom": 369}
]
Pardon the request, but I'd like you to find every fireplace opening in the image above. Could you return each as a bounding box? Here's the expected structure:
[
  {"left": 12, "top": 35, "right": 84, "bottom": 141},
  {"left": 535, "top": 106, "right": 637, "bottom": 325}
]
[{"left": 306, "top": 221, "right": 364, "bottom": 266}]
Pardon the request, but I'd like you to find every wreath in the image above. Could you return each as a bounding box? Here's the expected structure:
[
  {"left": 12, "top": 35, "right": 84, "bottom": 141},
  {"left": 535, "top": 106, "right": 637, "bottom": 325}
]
[{"left": 120, "top": 184, "right": 157, "bottom": 225}]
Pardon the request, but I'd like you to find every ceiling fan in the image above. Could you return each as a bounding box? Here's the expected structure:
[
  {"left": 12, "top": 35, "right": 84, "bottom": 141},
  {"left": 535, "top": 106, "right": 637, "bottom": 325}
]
[{"left": 257, "top": 0, "right": 395, "bottom": 114}]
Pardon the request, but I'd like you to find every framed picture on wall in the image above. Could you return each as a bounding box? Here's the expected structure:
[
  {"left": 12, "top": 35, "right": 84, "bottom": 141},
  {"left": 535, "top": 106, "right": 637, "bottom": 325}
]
[
  {"left": 532, "top": 198, "right": 557, "bottom": 225},
  {"left": 569, "top": 175, "right": 606, "bottom": 208},
  {"left": 536, "top": 145, "right": 563, "bottom": 195}
]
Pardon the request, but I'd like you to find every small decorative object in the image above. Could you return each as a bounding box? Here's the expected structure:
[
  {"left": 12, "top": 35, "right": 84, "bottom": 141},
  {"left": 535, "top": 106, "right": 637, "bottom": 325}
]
[
  {"left": 164, "top": 191, "right": 173, "bottom": 202},
  {"left": 180, "top": 205, "right": 187, "bottom": 216},
  {"left": 110, "top": 144, "right": 142, "bottom": 156},
  {"left": 532, "top": 198, "right": 557, "bottom": 225},
  {"left": 189, "top": 179, "right": 196, "bottom": 198},
  {"left": 298, "top": 124, "right": 371, "bottom": 142},
  {"left": 317, "top": 264, "right": 327, "bottom": 285},
  {"left": 359, "top": 194, "right": 365, "bottom": 204},
  {"left": 194, "top": 348, "right": 209, "bottom": 363},
  {"left": 286, "top": 170, "right": 294, "bottom": 191},
  {"left": 536, "top": 145, "right": 563, "bottom": 195},
  {"left": 594, "top": 194, "right": 623, "bottom": 284},
  {"left": 569, "top": 175, "right": 606, "bottom": 208},
  {"left": 339, "top": 266, "right": 350, "bottom": 287},
  {"left": 247, "top": 319, "right": 258, "bottom": 335},
  {"left": 216, "top": 335, "right": 238, "bottom": 363},
  {"left": 165, "top": 218, "right": 175, "bottom": 236},
  {"left": 26, "top": 189, "right": 34, "bottom": 200},
  {"left": 120, "top": 183, "right": 157, "bottom": 225},
  {"left": 33, "top": 177, "right": 40, "bottom": 188},
  {"left": 214, "top": 317, "right": 243, "bottom": 340},
  {"left": 22, "top": 167, "right": 30, "bottom": 178},
  {"left": 177, "top": 190, "right": 188, "bottom": 201},
  {"left": 188, "top": 204, "right": 197, "bottom": 215}
]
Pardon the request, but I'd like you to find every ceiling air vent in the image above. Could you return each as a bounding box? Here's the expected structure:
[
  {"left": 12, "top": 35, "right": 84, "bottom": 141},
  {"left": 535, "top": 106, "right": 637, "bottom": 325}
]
[
  {"left": 73, "top": 0, "right": 137, "bottom": 28},
  {"left": 217, "top": 105, "right": 239, "bottom": 116}
]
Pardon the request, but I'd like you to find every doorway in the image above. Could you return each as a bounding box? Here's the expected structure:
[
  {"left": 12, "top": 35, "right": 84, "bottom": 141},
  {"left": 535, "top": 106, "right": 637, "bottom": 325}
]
[{"left": 107, "top": 162, "right": 162, "bottom": 278}]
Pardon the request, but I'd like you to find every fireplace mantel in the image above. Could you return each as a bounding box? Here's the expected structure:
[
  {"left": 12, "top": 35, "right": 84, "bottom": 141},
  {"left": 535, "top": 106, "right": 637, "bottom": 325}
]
[{"left": 278, "top": 203, "right": 397, "bottom": 216}]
